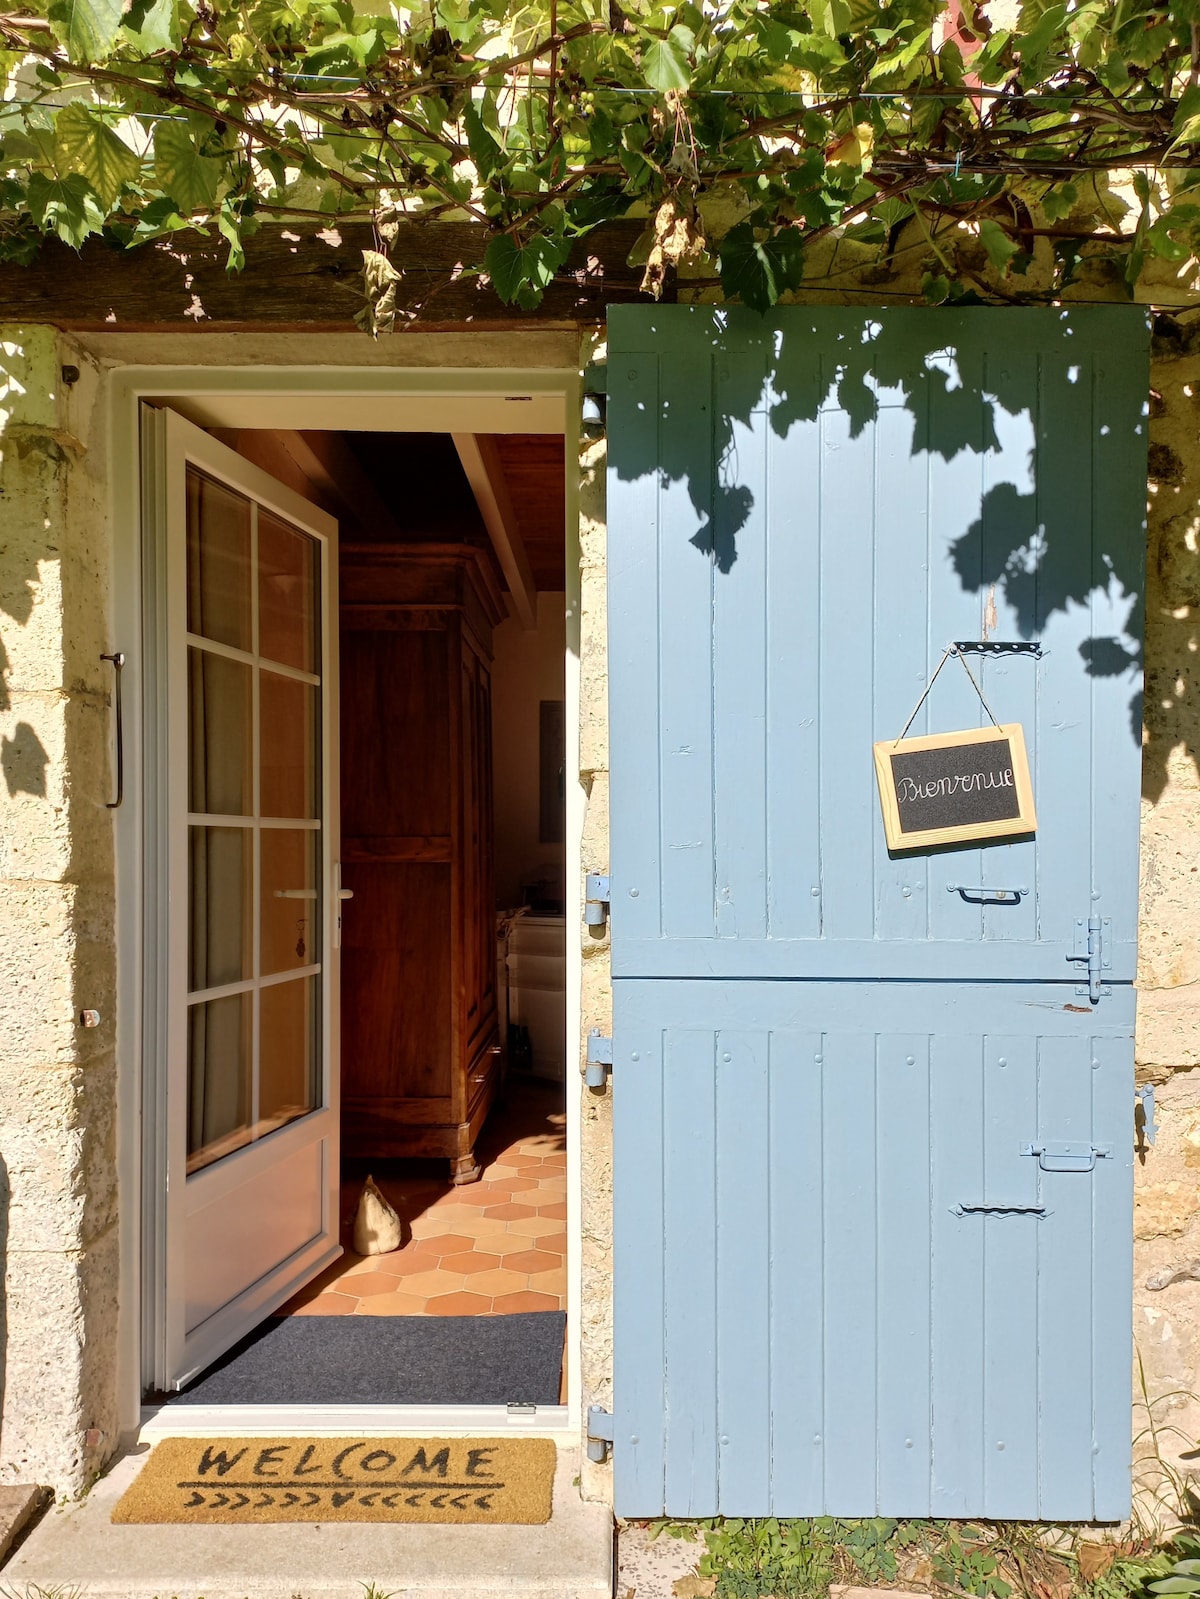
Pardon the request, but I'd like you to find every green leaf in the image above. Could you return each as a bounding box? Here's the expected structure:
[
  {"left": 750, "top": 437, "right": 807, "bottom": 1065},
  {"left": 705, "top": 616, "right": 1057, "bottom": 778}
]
[
  {"left": 484, "top": 231, "right": 571, "bottom": 309},
  {"left": 1172, "top": 85, "right": 1200, "bottom": 148},
  {"left": 154, "top": 120, "right": 222, "bottom": 212},
  {"left": 463, "top": 102, "right": 502, "bottom": 181},
  {"left": 1149, "top": 1580, "right": 1200, "bottom": 1594},
  {"left": 25, "top": 170, "right": 104, "bottom": 247},
  {"left": 54, "top": 103, "right": 140, "bottom": 209},
  {"left": 979, "top": 217, "right": 1019, "bottom": 275},
  {"left": 120, "top": 0, "right": 181, "bottom": 53},
  {"left": 217, "top": 202, "right": 246, "bottom": 270},
  {"left": 718, "top": 222, "right": 804, "bottom": 313},
  {"left": 47, "top": 0, "right": 125, "bottom": 62},
  {"left": 1015, "top": 2, "right": 1067, "bottom": 64},
  {"left": 642, "top": 28, "right": 692, "bottom": 91}
]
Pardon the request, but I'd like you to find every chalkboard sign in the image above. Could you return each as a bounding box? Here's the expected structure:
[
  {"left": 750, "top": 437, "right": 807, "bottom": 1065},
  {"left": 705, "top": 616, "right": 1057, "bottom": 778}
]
[{"left": 873, "top": 723, "right": 1036, "bottom": 851}]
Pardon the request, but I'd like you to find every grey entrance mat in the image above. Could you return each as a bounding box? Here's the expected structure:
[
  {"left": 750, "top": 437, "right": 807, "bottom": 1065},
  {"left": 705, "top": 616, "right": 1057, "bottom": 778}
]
[{"left": 167, "top": 1312, "right": 566, "bottom": 1407}]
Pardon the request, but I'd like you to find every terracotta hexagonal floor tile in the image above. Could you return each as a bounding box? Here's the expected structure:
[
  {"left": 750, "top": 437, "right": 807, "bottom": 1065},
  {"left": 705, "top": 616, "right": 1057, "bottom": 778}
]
[
  {"left": 354, "top": 1292, "right": 430, "bottom": 1316},
  {"left": 440, "top": 1250, "right": 502, "bottom": 1275},
  {"left": 352, "top": 1273, "right": 404, "bottom": 1297},
  {"left": 459, "top": 1214, "right": 511, "bottom": 1235},
  {"left": 462, "top": 1267, "right": 530, "bottom": 1297},
  {"left": 482, "top": 1203, "right": 536, "bottom": 1221},
  {"left": 389, "top": 1249, "right": 445, "bottom": 1277},
  {"left": 423, "top": 1234, "right": 476, "bottom": 1257},
  {"left": 498, "top": 1176, "right": 539, "bottom": 1192},
  {"left": 499, "top": 1248, "right": 560, "bottom": 1275},
  {"left": 490, "top": 1290, "right": 561, "bottom": 1314},
  {"left": 288, "top": 1293, "right": 357, "bottom": 1315},
  {"left": 391, "top": 1268, "right": 467, "bottom": 1299},
  {"left": 505, "top": 1213, "right": 558, "bottom": 1236},
  {"left": 424, "top": 1291, "right": 493, "bottom": 1316},
  {"left": 533, "top": 1231, "right": 568, "bottom": 1256},
  {"left": 526, "top": 1269, "right": 566, "bottom": 1297},
  {"left": 462, "top": 1184, "right": 510, "bottom": 1206},
  {"left": 538, "top": 1155, "right": 567, "bottom": 1172},
  {"left": 536, "top": 1201, "right": 568, "bottom": 1220}
]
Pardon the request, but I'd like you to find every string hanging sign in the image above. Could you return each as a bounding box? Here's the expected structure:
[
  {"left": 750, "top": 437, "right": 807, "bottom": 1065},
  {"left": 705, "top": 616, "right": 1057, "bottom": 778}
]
[{"left": 873, "top": 647, "right": 1037, "bottom": 852}]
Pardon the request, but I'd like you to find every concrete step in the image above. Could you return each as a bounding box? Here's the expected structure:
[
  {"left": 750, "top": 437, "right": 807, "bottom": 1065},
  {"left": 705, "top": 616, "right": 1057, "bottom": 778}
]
[{"left": 3, "top": 1445, "right": 612, "bottom": 1599}]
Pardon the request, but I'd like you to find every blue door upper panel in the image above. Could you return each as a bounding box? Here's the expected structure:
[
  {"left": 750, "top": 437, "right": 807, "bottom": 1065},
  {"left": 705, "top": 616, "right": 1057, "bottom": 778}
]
[{"left": 607, "top": 308, "right": 1149, "bottom": 983}]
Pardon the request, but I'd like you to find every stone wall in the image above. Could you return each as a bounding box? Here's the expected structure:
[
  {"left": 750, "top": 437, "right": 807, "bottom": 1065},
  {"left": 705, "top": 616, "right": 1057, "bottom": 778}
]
[
  {"left": 1131, "top": 323, "right": 1200, "bottom": 1515},
  {"left": 0, "top": 325, "right": 117, "bottom": 1496}
]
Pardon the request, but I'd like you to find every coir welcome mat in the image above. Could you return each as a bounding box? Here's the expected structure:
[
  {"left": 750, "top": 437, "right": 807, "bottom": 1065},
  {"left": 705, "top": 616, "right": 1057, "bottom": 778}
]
[{"left": 112, "top": 1436, "right": 556, "bottom": 1525}]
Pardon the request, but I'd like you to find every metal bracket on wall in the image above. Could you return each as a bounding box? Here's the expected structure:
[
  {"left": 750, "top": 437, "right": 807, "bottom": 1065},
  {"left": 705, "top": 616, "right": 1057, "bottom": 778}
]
[
  {"left": 100, "top": 651, "right": 125, "bottom": 809},
  {"left": 585, "top": 1030, "right": 613, "bottom": 1091},
  {"left": 1136, "top": 1085, "right": 1158, "bottom": 1146},
  {"left": 584, "top": 872, "right": 611, "bottom": 930},
  {"left": 586, "top": 1406, "right": 614, "bottom": 1464}
]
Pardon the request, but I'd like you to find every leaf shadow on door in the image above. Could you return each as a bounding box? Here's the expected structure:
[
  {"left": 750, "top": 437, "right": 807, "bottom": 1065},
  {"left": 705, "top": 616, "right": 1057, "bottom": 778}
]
[{"left": 610, "top": 307, "right": 1148, "bottom": 765}]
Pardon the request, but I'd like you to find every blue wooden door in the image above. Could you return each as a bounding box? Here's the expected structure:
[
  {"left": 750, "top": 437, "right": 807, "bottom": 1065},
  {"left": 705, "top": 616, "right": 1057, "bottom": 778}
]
[{"left": 607, "top": 307, "right": 1148, "bottom": 1520}]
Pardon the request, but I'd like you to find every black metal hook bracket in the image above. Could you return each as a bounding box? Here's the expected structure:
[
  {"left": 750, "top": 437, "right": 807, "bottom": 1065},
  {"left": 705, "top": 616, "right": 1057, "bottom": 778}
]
[
  {"left": 101, "top": 652, "right": 125, "bottom": 809},
  {"left": 952, "top": 640, "right": 1045, "bottom": 658}
]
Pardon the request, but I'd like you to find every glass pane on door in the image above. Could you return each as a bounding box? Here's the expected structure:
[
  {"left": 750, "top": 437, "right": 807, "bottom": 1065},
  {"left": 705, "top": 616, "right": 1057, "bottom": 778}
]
[{"left": 184, "top": 466, "right": 323, "bottom": 1174}]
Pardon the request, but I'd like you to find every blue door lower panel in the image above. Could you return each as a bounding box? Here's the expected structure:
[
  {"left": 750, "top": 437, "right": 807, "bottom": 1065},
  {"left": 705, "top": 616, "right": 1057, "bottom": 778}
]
[{"left": 612, "top": 980, "right": 1134, "bottom": 1522}]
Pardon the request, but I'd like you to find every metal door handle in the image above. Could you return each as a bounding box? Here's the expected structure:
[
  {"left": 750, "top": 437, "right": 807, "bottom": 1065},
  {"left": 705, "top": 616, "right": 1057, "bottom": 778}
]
[
  {"left": 101, "top": 652, "right": 125, "bottom": 809},
  {"left": 946, "top": 884, "right": 1027, "bottom": 904},
  {"left": 274, "top": 889, "right": 318, "bottom": 900}
]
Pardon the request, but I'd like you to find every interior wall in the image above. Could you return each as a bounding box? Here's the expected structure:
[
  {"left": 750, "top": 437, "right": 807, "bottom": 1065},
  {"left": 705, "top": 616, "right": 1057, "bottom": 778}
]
[{"left": 492, "top": 592, "right": 567, "bottom": 911}]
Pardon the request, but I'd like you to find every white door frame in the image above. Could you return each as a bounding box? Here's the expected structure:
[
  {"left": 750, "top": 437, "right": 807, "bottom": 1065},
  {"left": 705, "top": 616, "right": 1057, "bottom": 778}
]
[{"left": 110, "top": 362, "right": 583, "bottom": 1441}]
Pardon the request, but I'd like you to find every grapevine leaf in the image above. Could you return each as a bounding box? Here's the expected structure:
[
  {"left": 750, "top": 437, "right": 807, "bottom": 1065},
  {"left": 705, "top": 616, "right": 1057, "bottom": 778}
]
[
  {"left": 47, "top": 0, "right": 124, "bottom": 62},
  {"left": 978, "top": 218, "right": 1019, "bottom": 275},
  {"left": 25, "top": 171, "right": 104, "bottom": 247},
  {"left": 718, "top": 222, "right": 804, "bottom": 312},
  {"left": 54, "top": 104, "right": 140, "bottom": 210},
  {"left": 154, "top": 121, "right": 222, "bottom": 213},
  {"left": 642, "top": 28, "right": 692, "bottom": 91}
]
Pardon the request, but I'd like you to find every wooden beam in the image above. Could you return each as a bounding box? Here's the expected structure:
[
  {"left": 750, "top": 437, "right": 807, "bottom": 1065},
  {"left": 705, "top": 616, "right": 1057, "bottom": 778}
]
[
  {"left": 0, "top": 219, "right": 657, "bottom": 330},
  {"left": 452, "top": 433, "right": 538, "bottom": 630},
  {"left": 276, "top": 431, "right": 405, "bottom": 542}
]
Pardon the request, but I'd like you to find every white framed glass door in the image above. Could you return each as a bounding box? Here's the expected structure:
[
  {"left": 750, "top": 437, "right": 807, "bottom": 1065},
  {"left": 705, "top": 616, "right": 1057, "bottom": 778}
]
[{"left": 147, "top": 407, "right": 341, "bottom": 1392}]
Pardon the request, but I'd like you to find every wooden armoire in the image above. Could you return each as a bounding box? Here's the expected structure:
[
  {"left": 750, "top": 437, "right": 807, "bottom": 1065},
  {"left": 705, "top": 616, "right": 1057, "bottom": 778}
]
[{"left": 339, "top": 542, "right": 503, "bottom": 1182}]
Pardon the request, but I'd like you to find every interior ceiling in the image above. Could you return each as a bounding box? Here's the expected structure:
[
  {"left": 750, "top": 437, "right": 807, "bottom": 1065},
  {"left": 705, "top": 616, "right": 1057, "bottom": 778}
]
[{"left": 346, "top": 430, "right": 566, "bottom": 594}]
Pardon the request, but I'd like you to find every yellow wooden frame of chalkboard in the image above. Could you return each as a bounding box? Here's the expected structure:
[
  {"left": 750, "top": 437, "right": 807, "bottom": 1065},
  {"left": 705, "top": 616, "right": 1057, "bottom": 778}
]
[{"left": 873, "top": 722, "right": 1037, "bottom": 852}]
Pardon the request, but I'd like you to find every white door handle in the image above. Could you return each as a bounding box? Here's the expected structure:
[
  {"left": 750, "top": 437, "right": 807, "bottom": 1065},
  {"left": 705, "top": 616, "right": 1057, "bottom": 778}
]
[{"left": 333, "top": 866, "right": 352, "bottom": 948}]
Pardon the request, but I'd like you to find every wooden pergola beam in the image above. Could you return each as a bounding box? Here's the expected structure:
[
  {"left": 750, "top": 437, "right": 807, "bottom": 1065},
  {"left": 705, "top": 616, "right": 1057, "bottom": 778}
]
[
  {"left": 452, "top": 433, "right": 538, "bottom": 631},
  {"left": 0, "top": 219, "right": 655, "bottom": 329}
]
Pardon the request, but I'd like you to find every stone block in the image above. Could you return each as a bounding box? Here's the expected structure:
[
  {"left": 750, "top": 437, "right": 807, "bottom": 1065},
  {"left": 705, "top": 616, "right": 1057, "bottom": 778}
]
[
  {"left": 1, "top": 1224, "right": 119, "bottom": 1496},
  {"left": 0, "top": 1483, "right": 51, "bottom": 1564},
  {"left": 0, "top": 1058, "right": 118, "bottom": 1253}
]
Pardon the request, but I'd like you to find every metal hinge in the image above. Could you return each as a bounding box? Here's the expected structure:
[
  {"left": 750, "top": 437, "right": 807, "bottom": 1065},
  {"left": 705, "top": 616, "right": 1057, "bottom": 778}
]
[
  {"left": 584, "top": 872, "right": 611, "bottom": 931},
  {"left": 1066, "top": 915, "right": 1111, "bottom": 1002},
  {"left": 586, "top": 1030, "right": 613, "bottom": 1090},
  {"left": 1022, "top": 1140, "right": 1112, "bottom": 1172},
  {"left": 586, "top": 1406, "right": 614, "bottom": 1463}
]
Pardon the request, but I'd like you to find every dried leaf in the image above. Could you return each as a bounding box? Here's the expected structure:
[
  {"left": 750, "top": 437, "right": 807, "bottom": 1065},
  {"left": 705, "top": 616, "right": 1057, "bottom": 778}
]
[
  {"left": 1079, "top": 1542, "right": 1117, "bottom": 1582},
  {"left": 672, "top": 1577, "right": 716, "bottom": 1599},
  {"left": 639, "top": 198, "right": 707, "bottom": 300}
]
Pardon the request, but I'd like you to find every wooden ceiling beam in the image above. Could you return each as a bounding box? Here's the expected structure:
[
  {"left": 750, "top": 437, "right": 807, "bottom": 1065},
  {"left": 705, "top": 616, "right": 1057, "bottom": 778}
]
[
  {"left": 452, "top": 432, "right": 538, "bottom": 630},
  {"left": 276, "top": 430, "right": 405, "bottom": 542}
]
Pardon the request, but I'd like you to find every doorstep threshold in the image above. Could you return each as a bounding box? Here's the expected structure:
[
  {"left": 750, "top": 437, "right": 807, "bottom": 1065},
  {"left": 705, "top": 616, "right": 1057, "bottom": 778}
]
[
  {"left": 139, "top": 1401, "right": 572, "bottom": 1439},
  {"left": 3, "top": 1443, "right": 612, "bottom": 1599}
]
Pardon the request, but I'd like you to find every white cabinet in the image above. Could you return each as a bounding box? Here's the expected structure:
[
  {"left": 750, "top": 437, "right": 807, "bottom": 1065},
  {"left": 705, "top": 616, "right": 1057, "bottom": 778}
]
[{"left": 505, "top": 914, "right": 566, "bottom": 1082}]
